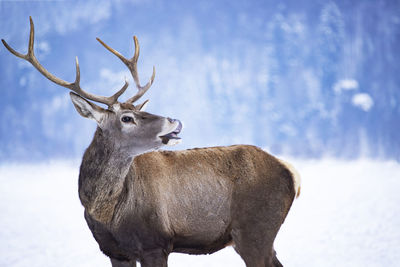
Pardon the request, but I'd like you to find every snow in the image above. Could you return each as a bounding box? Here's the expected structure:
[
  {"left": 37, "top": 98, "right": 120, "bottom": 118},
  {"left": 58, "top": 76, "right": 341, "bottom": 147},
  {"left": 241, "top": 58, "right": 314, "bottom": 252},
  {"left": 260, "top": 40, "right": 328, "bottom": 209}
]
[
  {"left": 352, "top": 93, "right": 374, "bottom": 111},
  {"left": 333, "top": 79, "right": 359, "bottom": 94},
  {"left": 0, "top": 158, "right": 399, "bottom": 266}
]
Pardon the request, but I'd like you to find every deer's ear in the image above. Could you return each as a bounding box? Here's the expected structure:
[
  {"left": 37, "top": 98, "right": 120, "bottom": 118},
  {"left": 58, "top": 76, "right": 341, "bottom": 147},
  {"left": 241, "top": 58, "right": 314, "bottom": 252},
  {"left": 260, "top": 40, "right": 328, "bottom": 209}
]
[
  {"left": 70, "top": 92, "right": 106, "bottom": 124},
  {"left": 136, "top": 99, "right": 149, "bottom": 111}
]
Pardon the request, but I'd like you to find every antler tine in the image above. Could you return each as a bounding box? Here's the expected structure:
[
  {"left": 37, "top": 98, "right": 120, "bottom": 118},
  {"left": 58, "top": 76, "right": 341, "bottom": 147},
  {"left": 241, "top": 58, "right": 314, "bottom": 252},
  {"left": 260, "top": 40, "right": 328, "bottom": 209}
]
[
  {"left": 1, "top": 17, "right": 128, "bottom": 107},
  {"left": 125, "top": 65, "right": 155, "bottom": 104},
  {"left": 96, "top": 36, "right": 155, "bottom": 105}
]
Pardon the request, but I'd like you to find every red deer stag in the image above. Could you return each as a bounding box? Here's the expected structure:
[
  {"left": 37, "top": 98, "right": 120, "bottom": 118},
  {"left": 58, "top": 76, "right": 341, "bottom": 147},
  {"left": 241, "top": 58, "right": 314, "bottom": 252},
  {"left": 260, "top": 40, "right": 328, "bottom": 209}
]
[{"left": 2, "top": 17, "right": 301, "bottom": 267}]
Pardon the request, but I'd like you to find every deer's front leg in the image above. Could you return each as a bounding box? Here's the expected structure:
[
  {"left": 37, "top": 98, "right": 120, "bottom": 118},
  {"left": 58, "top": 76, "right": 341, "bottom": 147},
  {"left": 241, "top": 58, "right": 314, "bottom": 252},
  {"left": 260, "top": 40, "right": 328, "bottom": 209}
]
[{"left": 140, "top": 249, "right": 168, "bottom": 267}]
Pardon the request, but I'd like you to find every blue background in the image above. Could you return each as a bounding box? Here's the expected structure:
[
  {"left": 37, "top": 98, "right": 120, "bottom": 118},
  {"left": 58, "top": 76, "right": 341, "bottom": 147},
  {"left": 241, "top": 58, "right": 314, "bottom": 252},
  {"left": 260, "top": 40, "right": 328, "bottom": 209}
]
[{"left": 1, "top": 0, "right": 399, "bottom": 162}]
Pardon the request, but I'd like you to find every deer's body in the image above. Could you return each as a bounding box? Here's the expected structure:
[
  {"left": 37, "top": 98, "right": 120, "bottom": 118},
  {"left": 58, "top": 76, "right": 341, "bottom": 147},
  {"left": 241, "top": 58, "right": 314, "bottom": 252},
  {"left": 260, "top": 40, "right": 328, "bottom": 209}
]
[
  {"left": 2, "top": 17, "right": 301, "bottom": 267},
  {"left": 81, "top": 135, "right": 296, "bottom": 266}
]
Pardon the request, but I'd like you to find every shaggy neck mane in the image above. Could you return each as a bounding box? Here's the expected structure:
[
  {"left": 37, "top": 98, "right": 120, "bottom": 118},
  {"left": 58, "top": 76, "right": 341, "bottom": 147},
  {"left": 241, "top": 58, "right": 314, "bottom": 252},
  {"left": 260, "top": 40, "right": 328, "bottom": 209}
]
[{"left": 78, "top": 128, "right": 134, "bottom": 224}]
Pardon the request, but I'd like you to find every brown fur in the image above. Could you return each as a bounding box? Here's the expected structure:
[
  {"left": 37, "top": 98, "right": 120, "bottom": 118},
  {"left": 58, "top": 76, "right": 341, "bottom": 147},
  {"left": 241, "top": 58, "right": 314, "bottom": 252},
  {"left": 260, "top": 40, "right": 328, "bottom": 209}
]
[{"left": 80, "top": 138, "right": 296, "bottom": 267}]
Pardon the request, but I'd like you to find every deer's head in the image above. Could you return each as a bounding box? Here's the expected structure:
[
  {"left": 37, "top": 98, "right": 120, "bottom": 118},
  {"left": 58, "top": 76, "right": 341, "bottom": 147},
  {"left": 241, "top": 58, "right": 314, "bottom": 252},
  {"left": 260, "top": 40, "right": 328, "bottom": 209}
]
[{"left": 2, "top": 17, "right": 182, "bottom": 156}]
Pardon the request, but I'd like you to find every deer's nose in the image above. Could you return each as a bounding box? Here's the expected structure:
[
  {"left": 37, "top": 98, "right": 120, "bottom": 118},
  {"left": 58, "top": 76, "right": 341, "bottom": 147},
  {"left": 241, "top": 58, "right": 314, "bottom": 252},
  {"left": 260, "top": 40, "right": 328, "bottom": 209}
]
[
  {"left": 167, "top": 117, "right": 176, "bottom": 123},
  {"left": 167, "top": 118, "right": 183, "bottom": 132}
]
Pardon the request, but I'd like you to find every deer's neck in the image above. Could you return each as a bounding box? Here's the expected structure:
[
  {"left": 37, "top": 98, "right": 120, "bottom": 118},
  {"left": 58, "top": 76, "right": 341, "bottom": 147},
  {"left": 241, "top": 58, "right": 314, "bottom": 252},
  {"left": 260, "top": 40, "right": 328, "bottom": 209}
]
[{"left": 78, "top": 128, "right": 134, "bottom": 224}]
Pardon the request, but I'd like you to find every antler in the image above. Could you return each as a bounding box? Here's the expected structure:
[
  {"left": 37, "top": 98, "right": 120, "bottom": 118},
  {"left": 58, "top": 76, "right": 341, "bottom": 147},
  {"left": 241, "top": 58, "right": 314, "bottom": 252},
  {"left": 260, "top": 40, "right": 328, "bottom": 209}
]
[
  {"left": 1, "top": 17, "right": 129, "bottom": 107},
  {"left": 96, "top": 36, "right": 155, "bottom": 104}
]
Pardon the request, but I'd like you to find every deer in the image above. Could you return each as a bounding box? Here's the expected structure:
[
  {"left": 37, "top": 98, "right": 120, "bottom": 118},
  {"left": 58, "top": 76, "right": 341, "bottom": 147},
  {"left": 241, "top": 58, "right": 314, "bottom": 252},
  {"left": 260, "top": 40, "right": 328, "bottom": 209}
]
[{"left": 2, "top": 17, "right": 301, "bottom": 267}]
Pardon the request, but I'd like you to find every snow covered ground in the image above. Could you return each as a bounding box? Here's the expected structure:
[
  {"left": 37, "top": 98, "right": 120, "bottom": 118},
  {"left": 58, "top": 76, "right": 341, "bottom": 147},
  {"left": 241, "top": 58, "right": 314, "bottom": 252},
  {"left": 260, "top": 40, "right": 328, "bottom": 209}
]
[{"left": 0, "top": 158, "right": 399, "bottom": 267}]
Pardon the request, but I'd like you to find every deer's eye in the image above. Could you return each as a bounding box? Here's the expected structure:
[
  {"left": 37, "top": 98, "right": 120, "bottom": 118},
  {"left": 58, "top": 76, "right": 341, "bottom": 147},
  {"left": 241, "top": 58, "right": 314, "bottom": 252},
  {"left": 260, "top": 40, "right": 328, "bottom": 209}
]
[{"left": 121, "top": 116, "right": 134, "bottom": 123}]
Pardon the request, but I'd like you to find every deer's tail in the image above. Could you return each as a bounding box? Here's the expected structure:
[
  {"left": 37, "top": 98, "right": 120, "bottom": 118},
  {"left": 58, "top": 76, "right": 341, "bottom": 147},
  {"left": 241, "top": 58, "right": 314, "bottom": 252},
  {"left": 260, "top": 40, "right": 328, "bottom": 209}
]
[{"left": 278, "top": 159, "right": 301, "bottom": 199}]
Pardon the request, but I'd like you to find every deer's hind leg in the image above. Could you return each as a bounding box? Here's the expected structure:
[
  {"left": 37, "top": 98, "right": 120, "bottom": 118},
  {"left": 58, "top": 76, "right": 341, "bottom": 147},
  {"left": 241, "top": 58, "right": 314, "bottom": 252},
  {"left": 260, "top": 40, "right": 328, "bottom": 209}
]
[
  {"left": 230, "top": 195, "right": 290, "bottom": 267},
  {"left": 271, "top": 250, "right": 283, "bottom": 267},
  {"left": 110, "top": 258, "right": 136, "bottom": 267},
  {"left": 231, "top": 225, "right": 275, "bottom": 267},
  {"left": 231, "top": 224, "right": 284, "bottom": 267}
]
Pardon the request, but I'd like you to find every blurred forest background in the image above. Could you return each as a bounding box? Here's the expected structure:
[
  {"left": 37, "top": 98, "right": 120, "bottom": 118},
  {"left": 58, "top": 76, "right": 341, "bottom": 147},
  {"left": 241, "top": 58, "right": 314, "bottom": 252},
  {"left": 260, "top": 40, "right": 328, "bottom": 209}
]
[{"left": 1, "top": 0, "right": 399, "bottom": 162}]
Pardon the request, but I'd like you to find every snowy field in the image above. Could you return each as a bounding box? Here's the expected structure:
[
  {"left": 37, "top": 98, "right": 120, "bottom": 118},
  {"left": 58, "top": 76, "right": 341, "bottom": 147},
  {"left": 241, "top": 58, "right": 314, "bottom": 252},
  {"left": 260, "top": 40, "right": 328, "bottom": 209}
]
[{"left": 0, "top": 158, "right": 399, "bottom": 267}]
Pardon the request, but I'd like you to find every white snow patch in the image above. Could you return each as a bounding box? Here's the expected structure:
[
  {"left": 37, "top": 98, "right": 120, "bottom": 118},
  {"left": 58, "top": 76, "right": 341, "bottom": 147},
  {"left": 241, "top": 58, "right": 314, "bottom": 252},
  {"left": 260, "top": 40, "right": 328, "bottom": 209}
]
[
  {"left": 352, "top": 93, "right": 374, "bottom": 111},
  {"left": 333, "top": 79, "right": 359, "bottom": 94},
  {"left": 275, "top": 158, "right": 400, "bottom": 267},
  {"left": 0, "top": 159, "right": 399, "bottom": 266}
]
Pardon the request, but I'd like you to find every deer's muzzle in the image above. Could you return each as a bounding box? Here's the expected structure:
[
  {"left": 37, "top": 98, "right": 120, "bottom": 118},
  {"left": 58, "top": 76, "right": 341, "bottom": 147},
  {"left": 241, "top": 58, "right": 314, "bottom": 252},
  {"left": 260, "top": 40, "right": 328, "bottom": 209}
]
[{"left": 160, "top": 119, "right": 182, "bottom": 145}]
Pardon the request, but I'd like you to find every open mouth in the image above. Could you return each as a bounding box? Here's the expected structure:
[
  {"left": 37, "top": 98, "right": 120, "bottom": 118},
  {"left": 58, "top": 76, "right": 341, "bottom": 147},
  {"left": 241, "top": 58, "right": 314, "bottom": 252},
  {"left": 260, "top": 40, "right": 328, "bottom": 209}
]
[{"left": 160, "top": 119, "right": 182, "bottom": 145}]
